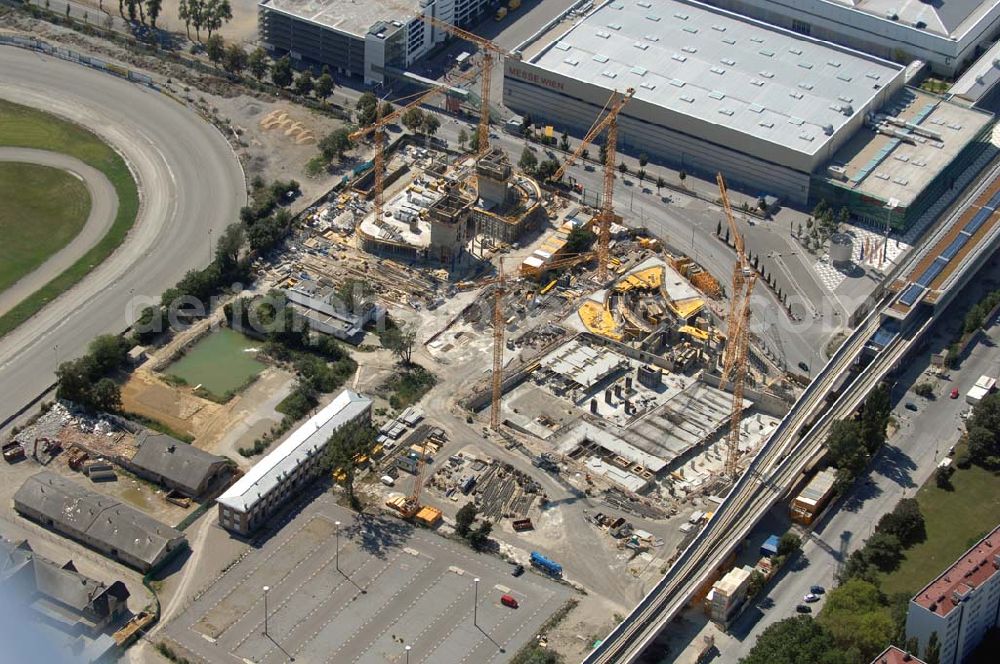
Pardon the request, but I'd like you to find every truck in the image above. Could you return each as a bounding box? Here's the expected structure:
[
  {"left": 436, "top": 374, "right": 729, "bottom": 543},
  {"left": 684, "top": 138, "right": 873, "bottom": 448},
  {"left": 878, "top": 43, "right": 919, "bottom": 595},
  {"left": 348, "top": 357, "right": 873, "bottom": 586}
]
[
  {"left": 2, "top": 442, "right": 24, "bottom": 463},
  {"left": 530, "top": 551, "right": 563, "bottom": 576},
  {"left": 512, "top": 518, "right": 534, "bottom": 532},
  {"left": 495, "top": 6, "right": 507, "bottom": 20}
]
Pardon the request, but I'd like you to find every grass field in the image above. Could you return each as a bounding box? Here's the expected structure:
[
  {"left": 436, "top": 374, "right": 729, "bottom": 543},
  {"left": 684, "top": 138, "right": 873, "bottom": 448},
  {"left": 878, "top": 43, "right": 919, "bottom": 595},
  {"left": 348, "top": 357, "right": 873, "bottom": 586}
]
[
  {"left": 879, "top": 461, "right": 1000, "bottom": 596},
  {"left": 0, "top": 98, "right": 139, "bottom": 338},
  {"left": 0, "top": 162, "right": 91, "bottom": 294}
]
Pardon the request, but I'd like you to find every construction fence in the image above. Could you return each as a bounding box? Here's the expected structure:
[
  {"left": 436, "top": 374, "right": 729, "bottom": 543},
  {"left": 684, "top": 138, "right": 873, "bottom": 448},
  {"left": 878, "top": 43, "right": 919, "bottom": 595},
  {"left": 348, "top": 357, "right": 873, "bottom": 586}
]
[{"left": 0, "top": 34, "right": 156, "bottom": 88}]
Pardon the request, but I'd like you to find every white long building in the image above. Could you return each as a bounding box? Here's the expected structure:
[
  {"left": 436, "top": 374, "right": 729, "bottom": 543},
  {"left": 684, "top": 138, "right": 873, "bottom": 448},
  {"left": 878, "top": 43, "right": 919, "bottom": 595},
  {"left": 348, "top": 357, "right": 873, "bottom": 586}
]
[
  {"left": 216, "top": 389, "right": 373, "bottom": 535},
  {"left": 259, "top": 0, "right": 496, "bottom": 83},
  {"left": 504, "top": 0, "right": 905, "bottom": 204}
]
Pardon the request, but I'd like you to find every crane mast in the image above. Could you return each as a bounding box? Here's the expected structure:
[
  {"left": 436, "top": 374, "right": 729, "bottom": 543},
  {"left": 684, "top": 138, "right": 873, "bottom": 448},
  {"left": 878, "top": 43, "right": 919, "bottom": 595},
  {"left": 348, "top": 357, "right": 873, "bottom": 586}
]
[{"left": 717, "top": 173, "right": 757, "bottom": 479}]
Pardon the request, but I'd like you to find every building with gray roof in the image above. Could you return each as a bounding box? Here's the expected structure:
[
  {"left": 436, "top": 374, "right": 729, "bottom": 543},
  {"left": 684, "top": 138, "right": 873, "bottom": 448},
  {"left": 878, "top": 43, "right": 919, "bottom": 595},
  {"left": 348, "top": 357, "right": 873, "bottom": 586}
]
[
  {"left": 13, "top": 472, "right": 186, "bottom": 572},
  {"left": 704, "top": 0, "right": 1000, "bottom": 76},
  {"left": 505, "top": 0, "right": 905, "bottom": 204},
  {"left": 217, "top": 389, "right": 372, "bottom": 535},
  {"left": 258, "top": 0, "right": 495, "bottom": 83},
  {"left": 124, "top": 432, "right": 229, "bottom": 498},
  {"left": 0, "top": 539, "right": 130, "bottom": 637}
]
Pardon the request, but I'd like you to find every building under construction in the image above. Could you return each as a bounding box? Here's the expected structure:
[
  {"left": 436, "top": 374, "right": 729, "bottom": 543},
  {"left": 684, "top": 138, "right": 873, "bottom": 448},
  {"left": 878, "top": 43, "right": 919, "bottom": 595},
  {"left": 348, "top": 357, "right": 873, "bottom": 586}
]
[{"left": 353, "top": 145, "right": 546, "bottom": 266}]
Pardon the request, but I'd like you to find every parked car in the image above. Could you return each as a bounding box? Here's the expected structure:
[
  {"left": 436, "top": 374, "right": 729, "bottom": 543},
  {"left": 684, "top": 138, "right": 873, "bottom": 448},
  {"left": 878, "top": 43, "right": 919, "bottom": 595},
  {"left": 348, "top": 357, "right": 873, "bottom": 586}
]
[
  {"left": 950, "top": 388, "right": 960, "bottom": 399},
  {"left": 796, "top": 604, "right": 812, "bottom": 613},
  {"left": 501, "top": 594, "right": 519, "bottom": 609},
  {"left": 798, "top": 361, "right": 810, "bottom": 372},
  {"left": 380, "top": 475, "right": 395, "bottom": 487},
  {"left": 511, "top": 564, "right": 525, "bottom": 577},
  {"left": 804, "top": 593, "right": 820, "bottom": 603},
  {"left": 905, "top": 402, "right": 918, "bottom": 411},
  {"left": 810, "top": 585, "right": 825, "bottom": 595}
]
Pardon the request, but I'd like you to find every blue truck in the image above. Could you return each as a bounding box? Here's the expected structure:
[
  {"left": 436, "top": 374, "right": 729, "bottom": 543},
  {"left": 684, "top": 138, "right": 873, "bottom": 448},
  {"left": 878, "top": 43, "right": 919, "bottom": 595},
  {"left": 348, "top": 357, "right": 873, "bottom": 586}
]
[{"left": 530, "top": 551, "right": 563, "bottom": 577}]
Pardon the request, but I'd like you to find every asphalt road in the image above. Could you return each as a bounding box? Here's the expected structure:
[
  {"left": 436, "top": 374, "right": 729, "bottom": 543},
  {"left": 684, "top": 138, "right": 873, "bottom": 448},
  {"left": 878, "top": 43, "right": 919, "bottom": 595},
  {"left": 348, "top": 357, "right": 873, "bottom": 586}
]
[
  {"left": 0, "top": 148, "right": 118, "bottom": 317},
  {"left": 0, "top": 46, "right": 245, "bottom": 431}
]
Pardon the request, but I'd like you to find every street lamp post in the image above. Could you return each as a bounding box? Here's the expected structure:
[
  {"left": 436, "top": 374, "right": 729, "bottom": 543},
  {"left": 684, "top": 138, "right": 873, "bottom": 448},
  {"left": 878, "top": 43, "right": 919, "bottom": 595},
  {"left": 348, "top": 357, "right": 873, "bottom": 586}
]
[
  {"left": 335, "top": 520, "right": 341, "bottom": 572},
  {"left": 405, "top": 645, "right": 411, "bottom": 664},
  {"left": 473, "top": 577, "right": 480, "bottom": 627},
  {"left": 262, "top": 585, "right": 270, "bottom": 636}
]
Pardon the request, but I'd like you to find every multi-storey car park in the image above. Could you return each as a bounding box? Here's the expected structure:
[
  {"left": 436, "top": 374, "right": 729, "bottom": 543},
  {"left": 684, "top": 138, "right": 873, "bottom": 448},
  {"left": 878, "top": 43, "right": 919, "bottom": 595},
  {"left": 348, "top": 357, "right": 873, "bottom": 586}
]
[
  {"left": 503, "top": 0, "right": 993, "bottom": 217},
  {"left": 703, "top": 0, "right": 1000, "bottom": 76},
  {"left": 258, "top": 0, "right": 496, "bottom": 83}
]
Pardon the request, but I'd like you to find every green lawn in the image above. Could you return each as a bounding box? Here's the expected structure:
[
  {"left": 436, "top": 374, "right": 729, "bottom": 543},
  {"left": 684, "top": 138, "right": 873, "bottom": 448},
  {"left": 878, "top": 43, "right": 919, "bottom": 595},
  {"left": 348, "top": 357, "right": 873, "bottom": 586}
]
[
  {"left": 879, "top": 461, "right": 1000, "bottom": 596},
  {"left": 0, "top": 162, "right": 91, "bottom": 293},
  {"left": 0, "top": 98, "right": 139, "bottom": 338}
]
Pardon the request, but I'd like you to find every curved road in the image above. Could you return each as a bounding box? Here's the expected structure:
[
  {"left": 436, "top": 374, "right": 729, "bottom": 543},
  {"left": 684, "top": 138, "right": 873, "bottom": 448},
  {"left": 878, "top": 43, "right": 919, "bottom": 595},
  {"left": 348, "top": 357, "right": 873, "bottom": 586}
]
[
  {"left": 0, "top": 148, "right": 118, "bottom": 317},
  {"left": 0, "top": 46, "right": 246, "bottom": 429}
]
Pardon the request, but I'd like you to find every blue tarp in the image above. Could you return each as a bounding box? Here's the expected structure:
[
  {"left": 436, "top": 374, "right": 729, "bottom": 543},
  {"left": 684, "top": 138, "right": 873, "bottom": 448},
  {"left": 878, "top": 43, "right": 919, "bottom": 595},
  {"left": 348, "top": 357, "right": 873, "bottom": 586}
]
[{"left": 761, "top": 534, "right": 780, "bottom": 557}]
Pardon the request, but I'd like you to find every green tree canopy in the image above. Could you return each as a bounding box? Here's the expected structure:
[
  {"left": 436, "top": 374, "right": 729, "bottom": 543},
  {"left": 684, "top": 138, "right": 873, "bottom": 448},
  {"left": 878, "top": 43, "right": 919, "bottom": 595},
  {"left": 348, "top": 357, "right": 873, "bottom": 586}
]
[
  {"left": 740, "top": 616, "right": 852, "bottom": 664},
  {"left": 817, "top": 579, "right": 895, "bottom": 662}
]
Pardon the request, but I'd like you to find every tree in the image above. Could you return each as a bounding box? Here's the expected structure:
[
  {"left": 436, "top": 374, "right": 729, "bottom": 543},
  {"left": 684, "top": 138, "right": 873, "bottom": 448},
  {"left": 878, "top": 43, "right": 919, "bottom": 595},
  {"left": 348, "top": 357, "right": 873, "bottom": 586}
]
[
  {"left": 382, "top": 322, "right": 416, "bottom": 364},
  {"left": 817, "top": 579, "right": 895, "bottom": 662},
  {"left": 967, "top": 425, "right": 997, "bottom": 467},
  {"left": 936, "top": 465, "right": 954, "bottom": 490},
  {"left": 565, "top": 227, "right": 595, "bottom": 254},
  {"left": 145, "top": 0, "right": 161, "bottom": 27},
  {"left": 205, "top": 34, "right": 225, "bottom": 64},
  {"left": 356, "top": 92, "right": 378, "bottom": 127},
  {"left": 203, "top": 0, "right": 231, "bottom": 38},
  {"left": 421, "top": 113, "right": 440, "bottom": 138},
  {"left": 656, "top": 176, "right": 665, "bottom": 193},
  {"left": 456, "top": 502, "right": 477, "bottom": 537},
  {"left": 637, "top": 168, "right": 646, "bottom": 182},
  {"left": 536, "top": 158, "right": 560, "bottom": 181},
  {"left": 914, "top": 382, "right": 934, "bottom": 398},
  {"left": 56, "top": 359, "right": 97, "bottom": 407},
  {"left": 468, "top": 520, "right": 493, "bottom": 550},
  {"left": 401, "top": 107, "right": 425, "bottom": 134},
  {"left": 214, "top": 223, "right": 244, "bottom": 278},
  {"left": 319, "top": 128, "right": 353, "bottom": 161},
  {"left": 838, "top": 549, "right": 879, "bottom": 585},
  {"left": 315, "top": 72, "right": 334, "bottom": 101},
  {"left": 925, "top": 631, "right": 941, "bottom": 664},
  {"left": 875, "top": 498, "right": 925, "bottom": 547},
  {"left": 638, "top": 153, "right": 649, "bottom": 168},
  {"left": 777, "top": 532, "right": 801, "bottom": 557},
  {"left": 187, "top": 0, "right": 205, "bottom": 40},
  {"left": 271, "top": 56, "right": 294, "bottom": 88},
  {"left": 865, "top": 531, "right": 903, "bottom": 571},
  {"left": 178, "top": 0, "right": 192, "bottom": 38},
  {"left": 559, "top": 131, "right": 569, "bottom": 151},
  {"left": 582, "top": 148, "right": 589, "bottom": 160},
  {"left": 321, "top": 420, "right": 376, "bottom": 508},
  {"left": 222, "top": 43, "right": 247, "bottom": 76},
  {"left": 678, "top": 170, "right": 687, "bottom": 185},
  {"left": 519, "top": 147, "right": 538, "bottom": 174},
  {"left": 746, "top": 569, "right": 766, "bottom": 598},
  {"left": 294, "top": 69, "right": 314, "bottom": 96},
  {"left": 618, "top": 161, "right": 628, "bottom": 175},
  {"left": 458, "top": 128, "right": 468, "bottom": 150},
  {"left": 89, "top": 335, "right": 131, "bottom": 375},
  {"left": 247, "top": 47, "right": 268, "bottom": 81},
  {"left": 741, "top": 616, "right": 852, "bottom": 664},
  {"left": 92, "top": 378, "right": 122, "bottom": 413},
  {"left": 826, "top": 419, "right": 866, "bottom": 477}
]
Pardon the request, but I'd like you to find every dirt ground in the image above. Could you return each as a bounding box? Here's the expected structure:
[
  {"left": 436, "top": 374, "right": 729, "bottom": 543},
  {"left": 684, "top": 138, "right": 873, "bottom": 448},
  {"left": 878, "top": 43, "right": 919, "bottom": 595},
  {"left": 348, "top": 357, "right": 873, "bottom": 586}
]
[{"left": 545, "top": 594, "right": 628, "bottom": 661}]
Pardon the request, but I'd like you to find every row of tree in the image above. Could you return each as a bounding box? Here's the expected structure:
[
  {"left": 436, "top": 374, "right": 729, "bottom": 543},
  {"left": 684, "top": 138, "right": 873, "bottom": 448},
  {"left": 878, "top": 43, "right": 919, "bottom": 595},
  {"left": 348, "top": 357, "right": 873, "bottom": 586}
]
[
  {"left": 177, "top": 0, "right": 232, "bottom": 41},
  {"left": 965, "top": 392, "right": 1000, "bottom": 468},
  {"left": 455, "top": 502, "right": 493, "bottom": 550},
  {"left": 55, "top": 335, "right": 132, "bottom": 412},
  {"left": 825, "top": 383, "right": 892, "bottom": 491},
  {"left": 839, "top": 498, "right": 925, "bottom": 583}
]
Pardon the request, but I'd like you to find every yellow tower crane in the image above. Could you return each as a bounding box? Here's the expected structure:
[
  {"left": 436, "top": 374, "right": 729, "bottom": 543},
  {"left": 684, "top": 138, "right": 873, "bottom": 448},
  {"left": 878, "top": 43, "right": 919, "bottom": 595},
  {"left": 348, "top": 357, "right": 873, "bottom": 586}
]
[
  {"left": 551, "top": 88, "right": 635, "bottom": 281},
  {"left": 717, "top": 173, "right": 757, "bottom": 479},
  {"left": 414, "top": 16, "right": 514, "bottom": 156}
]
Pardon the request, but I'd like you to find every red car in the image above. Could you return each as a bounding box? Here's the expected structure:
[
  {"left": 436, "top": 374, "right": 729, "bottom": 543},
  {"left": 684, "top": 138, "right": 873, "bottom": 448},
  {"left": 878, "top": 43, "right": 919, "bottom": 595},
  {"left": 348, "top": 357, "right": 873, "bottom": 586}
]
[
  {"left": 501, "top": 594, "right": 519, "bottom": 609},
  {"left": 950, "top": 388, "right": 960, "bottom": 399}
]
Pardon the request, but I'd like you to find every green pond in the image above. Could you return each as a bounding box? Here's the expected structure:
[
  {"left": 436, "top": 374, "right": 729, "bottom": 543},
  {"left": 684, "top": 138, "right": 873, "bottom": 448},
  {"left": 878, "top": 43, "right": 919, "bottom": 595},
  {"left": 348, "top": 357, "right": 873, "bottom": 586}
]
[{"left": 166, "top": 329, "right": 265, "bottom": 399}]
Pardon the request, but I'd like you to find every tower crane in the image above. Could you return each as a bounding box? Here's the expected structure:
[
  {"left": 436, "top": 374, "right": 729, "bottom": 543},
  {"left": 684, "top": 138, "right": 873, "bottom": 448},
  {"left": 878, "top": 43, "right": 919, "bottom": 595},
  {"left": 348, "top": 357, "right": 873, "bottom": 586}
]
[
  {"left": 717, "top": 173, "right": 757, "bottom": 479},
  {"left": 348, "top": 68, "right": 476, "bottom": 226},
  {"left": 414, "top": 15, "right": 513, "bottom": 156},
  {"left": 551, "top": 88, "right": 635, "bottom": 281}
]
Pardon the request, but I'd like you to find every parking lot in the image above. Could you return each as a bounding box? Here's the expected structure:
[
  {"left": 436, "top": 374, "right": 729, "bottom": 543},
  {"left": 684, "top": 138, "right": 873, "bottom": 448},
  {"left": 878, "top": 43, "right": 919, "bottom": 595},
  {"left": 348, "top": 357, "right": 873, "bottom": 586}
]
[{"left": 163, "top": 494, "right": 571, "bottom": 663}]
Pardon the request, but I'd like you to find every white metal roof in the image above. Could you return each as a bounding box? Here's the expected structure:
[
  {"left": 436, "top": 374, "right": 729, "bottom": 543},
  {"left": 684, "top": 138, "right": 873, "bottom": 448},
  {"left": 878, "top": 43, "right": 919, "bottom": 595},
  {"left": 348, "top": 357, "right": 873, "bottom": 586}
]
[
  {"left": 526, "top": 0, "right": 903, "bottom": 156},
  {"left": 217, "top": 389, "right": 372, "bottom": 513}
]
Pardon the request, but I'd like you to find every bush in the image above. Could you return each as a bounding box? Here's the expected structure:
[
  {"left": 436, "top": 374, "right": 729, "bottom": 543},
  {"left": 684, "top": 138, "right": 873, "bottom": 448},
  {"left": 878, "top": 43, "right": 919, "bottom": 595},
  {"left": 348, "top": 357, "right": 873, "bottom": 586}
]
[
  {"left": 956, "top": 454, "right": 972, "bottom": 469},
  {"left": 914, "top": 383, "right": 934, "bottom": 398}
]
